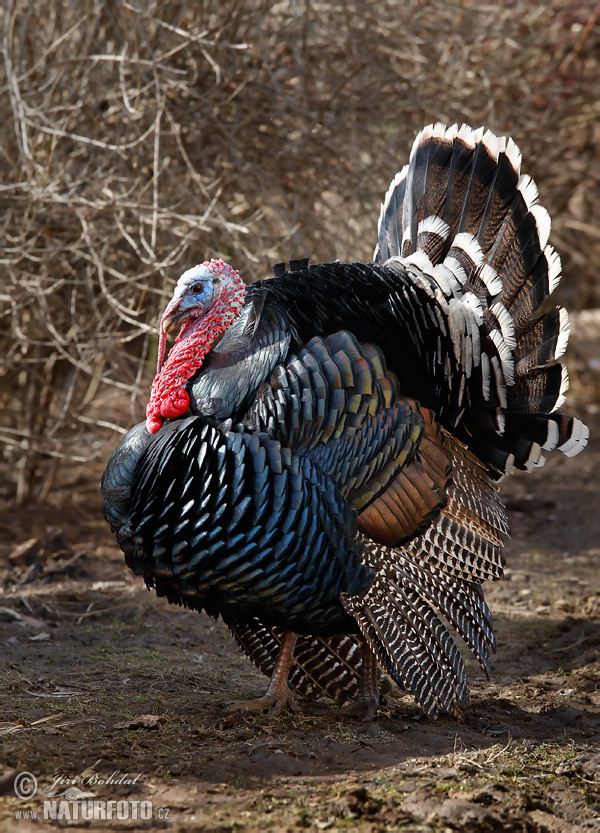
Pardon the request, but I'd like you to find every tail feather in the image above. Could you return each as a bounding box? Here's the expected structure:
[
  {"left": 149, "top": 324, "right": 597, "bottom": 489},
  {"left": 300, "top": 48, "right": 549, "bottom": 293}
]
[
  {"left": 510, "top": 364, "right": 566, "bottom": 414},
  {"left": 486, "top": 205, "right": 543, "bottom": 302},
  {"left": 501, "top": 245, "right": 561, "bottom": 335},
  {"left": 375, "top": 123, "right": 588, "bottom": 476},
  {"left": 514, "top": 307, "right": 569, "bottom": 376},
  {"left": 457, "top": 133, "right": 517, "bottom": 244},
  {"left": 376, "top": 167, "right": 408, "bottom": 262},
  {"left": 343, "top": 544, "right": 470, "bottom": 719},
  {"left": 366, "top": 540, "right": 495, "bottom": 678},
  {"left": 507, "top": 413, "right": 589, "bottom": 459},
  {"left": 411, "top": 568, "right": 494, "bottom": 674}
]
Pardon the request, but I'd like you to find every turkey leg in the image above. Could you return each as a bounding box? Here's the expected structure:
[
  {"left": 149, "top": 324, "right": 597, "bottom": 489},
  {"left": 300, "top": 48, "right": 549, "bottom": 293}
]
[
  {"left": 226, "top": 630, "right": 300, "bottom": 716},
  {"left": 340, "top": 639, "right": 380, "bottom": 721}
]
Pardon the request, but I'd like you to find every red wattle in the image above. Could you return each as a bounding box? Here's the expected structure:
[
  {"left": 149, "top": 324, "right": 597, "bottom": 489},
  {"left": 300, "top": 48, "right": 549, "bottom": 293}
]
[
  {"left": 162, "top": 389, "right": 190, "bottom": 420},
  {"left": 145, "top": 325, "right": 212, "bottom": 433},
  {"left": 146, "top": 413, "right": 163, "bottom": 434}
]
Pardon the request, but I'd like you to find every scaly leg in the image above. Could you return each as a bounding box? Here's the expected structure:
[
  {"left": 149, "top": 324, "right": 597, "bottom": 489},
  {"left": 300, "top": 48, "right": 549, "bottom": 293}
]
[
  {"left": 339, "top": 638, "right": 380, "bottom": 721},
  {"left": 227, "top": 631, "right": 300, "bottom": 715}
]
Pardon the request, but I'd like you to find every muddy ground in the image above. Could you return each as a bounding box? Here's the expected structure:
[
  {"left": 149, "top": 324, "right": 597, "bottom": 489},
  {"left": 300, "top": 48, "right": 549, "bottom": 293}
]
[{"left": 0, "top": 403, "right": 599, "bottom": 832}]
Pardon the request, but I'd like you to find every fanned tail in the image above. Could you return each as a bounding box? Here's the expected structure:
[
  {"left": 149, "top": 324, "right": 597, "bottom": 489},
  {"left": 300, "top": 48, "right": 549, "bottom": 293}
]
[{"left": 375, "top": 123, "right": 588, "bottom": 477}]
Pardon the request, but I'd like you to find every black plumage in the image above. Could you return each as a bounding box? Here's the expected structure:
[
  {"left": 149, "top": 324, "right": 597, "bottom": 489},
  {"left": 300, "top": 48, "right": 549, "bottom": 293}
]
[{"left": 102, "top": 123, "right": 588, "bottom": 719}]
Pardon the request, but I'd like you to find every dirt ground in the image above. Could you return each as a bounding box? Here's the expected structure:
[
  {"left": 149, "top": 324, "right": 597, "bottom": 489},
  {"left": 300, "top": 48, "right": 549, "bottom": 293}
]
[{"left": 1, "top": 400, "right": 599, "bottom": 831}]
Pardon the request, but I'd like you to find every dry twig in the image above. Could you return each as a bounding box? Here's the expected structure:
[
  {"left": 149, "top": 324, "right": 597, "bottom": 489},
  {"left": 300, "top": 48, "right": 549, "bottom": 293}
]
[{"left": 0, "top": 0, "right": 598, "bottom": 502}]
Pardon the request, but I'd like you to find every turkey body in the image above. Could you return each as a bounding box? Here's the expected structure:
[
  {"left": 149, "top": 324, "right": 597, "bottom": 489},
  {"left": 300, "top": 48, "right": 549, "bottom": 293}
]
[{"left": 102, "top": 124, "right": 588, "bottom": 719}]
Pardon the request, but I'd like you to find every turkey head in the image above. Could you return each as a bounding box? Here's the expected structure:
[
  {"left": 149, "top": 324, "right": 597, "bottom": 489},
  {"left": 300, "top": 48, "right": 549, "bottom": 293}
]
[{"left": 146, "top": 259, "right": 246, "bottom": 433}]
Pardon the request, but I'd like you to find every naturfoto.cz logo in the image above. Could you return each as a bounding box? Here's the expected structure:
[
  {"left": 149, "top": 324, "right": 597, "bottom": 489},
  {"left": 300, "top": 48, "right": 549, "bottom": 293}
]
[
  {"left": 43, "top": 799, "right": 154, "bottom": 822},
  {"left": 13, "top": 771, "right": 168, "bottom": 822}
]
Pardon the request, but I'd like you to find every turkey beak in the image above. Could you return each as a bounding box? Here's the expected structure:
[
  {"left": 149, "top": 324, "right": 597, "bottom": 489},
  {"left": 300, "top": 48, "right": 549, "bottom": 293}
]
[
  {"left": 161, "top": 314, "right": 178, "bottom": 335},
  {"left": 160, "top": 295, "right": 188, "bottom": 336},
  {"left": 161, "top": 305, "right": 196, "bottom": 334}
]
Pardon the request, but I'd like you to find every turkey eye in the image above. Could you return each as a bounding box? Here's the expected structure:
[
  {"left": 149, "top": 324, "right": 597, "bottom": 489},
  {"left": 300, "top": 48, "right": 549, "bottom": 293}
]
[{"left": 190, "top": 284, "right": 204, "bottom": 295}]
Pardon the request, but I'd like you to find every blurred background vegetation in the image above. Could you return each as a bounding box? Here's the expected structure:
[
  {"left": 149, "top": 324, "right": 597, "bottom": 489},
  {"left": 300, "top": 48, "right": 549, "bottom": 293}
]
[{"left": 1, "top": 0, "right": 599, "bottom": 504}]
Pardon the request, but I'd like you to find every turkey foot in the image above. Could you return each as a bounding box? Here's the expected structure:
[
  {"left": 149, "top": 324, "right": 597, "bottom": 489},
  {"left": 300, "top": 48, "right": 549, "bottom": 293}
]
[
  {"left": 227, "top": 631, "right": 300, "bottom": 716},
  {"left": 339, "top": 640, "right": 380, "bottom": 721}
]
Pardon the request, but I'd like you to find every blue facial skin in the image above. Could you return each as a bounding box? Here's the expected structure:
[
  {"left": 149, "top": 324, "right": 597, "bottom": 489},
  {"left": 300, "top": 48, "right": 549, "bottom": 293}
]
[
  {"left": 181, "top": 279, "right": 214, "bottom": 315},
  {"left": 164, "top": 279, "right": 215, "bottom": 330}
]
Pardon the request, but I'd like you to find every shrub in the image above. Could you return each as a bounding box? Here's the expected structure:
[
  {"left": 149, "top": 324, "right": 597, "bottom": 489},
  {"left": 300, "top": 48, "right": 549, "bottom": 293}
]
[{"left": 1, "top": 0, "right": 598, "bottom": 502}]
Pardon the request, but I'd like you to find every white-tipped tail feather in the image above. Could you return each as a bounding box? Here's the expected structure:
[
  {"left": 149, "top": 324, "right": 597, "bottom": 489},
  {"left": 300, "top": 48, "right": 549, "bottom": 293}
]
[{"left": 375, "top": 122, "right": 588, "bottom": 476}]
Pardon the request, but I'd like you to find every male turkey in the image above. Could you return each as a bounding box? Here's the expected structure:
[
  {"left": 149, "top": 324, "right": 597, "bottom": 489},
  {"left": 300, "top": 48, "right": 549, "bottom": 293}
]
[{"left": 102, "top": 124, "right": 588, "bottom": 719}]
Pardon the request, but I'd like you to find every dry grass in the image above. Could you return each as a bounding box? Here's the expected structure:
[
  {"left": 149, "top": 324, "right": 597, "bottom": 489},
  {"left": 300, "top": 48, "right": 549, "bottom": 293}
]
[{"left": 1, "top": 0, "right": 599, "bottom": 502}]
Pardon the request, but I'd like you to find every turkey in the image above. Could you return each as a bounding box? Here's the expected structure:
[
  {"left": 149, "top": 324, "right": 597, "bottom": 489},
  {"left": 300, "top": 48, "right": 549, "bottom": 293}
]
[{"left": 102, "top": 123, "right": 588, "bottom": 720}]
